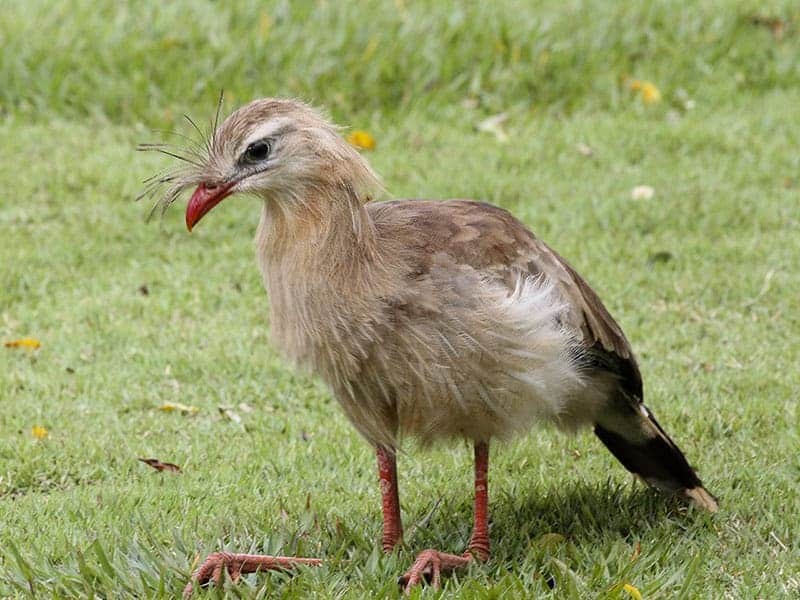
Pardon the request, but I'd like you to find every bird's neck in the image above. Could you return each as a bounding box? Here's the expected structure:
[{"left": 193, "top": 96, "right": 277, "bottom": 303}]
[
  {"left": 255, "top": 189, "right": 391, "bottom": 369},
  {"left": 255, "top": 189, "right": 380, "bottom": 277}
]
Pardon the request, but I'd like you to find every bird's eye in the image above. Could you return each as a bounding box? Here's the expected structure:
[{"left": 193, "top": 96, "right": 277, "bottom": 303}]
[{"left": 242, "top": 139, "right": 271, "bottom": 163}]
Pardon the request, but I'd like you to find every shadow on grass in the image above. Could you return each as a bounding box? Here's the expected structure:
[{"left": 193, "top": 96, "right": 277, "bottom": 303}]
[
  {"left": 404, "top": 478, "right": 704, "bottom": 558},
  {"left": 493, "top": 481, "right": 673, "bottom": 541}
]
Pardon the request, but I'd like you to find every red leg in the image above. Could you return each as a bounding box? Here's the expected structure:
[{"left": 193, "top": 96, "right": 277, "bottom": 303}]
[
  {"left": 398, "top": 441, "right": 490, "bottom": 592},
  {"left": 467, "top": 441, "right": 490, "bottom": 560},
  {"left": 377, "top": 446, "right": 403, "bottom": 552},
  {"left": 183, "top": 552, "right": 321, "bottom": 598}
]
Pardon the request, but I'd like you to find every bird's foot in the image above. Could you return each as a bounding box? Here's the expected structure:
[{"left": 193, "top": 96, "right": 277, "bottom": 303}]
[
  {"left": 398, "top": 548, "right": 484, "bottom": 593},
  {"left": 183, "top": 551, "right": 322, "bottom": 598}
]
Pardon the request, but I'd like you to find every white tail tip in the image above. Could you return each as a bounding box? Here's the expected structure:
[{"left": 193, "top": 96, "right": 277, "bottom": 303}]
[{"left": 684, "top": 486, "right": 719, "bottom": 512}]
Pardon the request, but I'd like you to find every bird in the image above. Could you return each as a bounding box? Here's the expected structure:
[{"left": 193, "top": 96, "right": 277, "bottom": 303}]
[{"left": 140, "top": 97, "right": 718, "bottom": 597}]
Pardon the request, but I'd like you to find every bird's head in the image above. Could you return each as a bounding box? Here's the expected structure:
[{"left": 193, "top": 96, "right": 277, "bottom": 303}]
[{"left": 140, "top": 97, "right": 381, "bottom": 231}]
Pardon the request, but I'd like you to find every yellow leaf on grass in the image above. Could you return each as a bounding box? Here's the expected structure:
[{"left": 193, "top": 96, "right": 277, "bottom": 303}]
[
  {"left": 623, "top": 583, "right": 643, "bottom": 600},
  {"left": 627, "top": 79, "right": 661, "bottom": 104},
  {"left": 4, "top": 337, "right": 41, "bottom": 350},
  {"left": 347, "top": 130, "right": 376, "bottom": 150},
  {"left": 639, "top": 82, "right": 661, "bottom": 104},
  {"left": 32, "top": 425, "right": 49, "bottom": 440},
  {"left": 159, "top": 402, "right": 199, "bottom": 415}
]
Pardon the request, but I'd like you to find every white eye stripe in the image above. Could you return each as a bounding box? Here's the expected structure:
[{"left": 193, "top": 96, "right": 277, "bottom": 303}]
[{"left": 241, "top": 119, "right": 295, "bottom": 152}]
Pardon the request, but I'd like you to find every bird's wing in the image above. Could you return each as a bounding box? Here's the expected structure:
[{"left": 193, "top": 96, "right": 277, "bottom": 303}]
[
  {"left": 369, "top": 199, "right": 642, "bottom": 396},
  {"left": 523, "top": 237, "right": 632, "bottom": 355},
  {"left": 522, "top": 234, "right": 643, "bottom": 398}
]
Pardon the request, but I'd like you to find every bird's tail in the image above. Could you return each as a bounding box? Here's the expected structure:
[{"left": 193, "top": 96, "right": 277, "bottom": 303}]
[{"left": 594, "top": 401, "right": 718, "bottom": 512}]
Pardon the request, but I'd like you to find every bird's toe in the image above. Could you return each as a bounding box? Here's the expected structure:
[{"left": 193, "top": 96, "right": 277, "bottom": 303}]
[{"left": 399, "top": 548, "right": 469, "bottom": 593}]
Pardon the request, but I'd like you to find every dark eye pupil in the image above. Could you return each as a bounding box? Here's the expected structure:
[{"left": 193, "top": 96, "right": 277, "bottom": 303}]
[{"left": 244, "top": 140, "right": 270, "bottom": 162}]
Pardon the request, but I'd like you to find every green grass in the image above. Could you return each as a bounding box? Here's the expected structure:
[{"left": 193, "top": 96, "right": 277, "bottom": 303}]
[{"left": 1, "top": 0, "right": 799, "bottom": 597}]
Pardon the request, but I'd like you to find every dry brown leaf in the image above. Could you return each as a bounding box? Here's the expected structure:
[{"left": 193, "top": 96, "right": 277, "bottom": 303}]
[
  {"left": 138, "top": 458, "right": 182, "bottom": 473},
  {"left": 630, "top": 540, "right": 641, "bottom": 561},
  {"left": 750, "top": 15, "right": 788, "bottom": 41}
]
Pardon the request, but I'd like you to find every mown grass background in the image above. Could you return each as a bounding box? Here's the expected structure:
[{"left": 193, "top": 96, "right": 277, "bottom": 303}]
[{"left": 1, "top": 1, "right": 799, "bottom": 597}]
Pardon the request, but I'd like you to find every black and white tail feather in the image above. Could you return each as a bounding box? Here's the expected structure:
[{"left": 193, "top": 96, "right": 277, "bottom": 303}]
[{"left": 594, "top": 395, "right": 718, "bottom": 511}]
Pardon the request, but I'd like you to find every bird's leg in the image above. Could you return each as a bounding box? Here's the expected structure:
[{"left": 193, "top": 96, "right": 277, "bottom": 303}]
[
  {"left": 466, "top": 441, "right": 491, "bottom": 560},
  {"left": 398, "top": 441, "right": 490, "bottom": 592},
  {"left": 377, "top": 445, "right": 403, "bottom": 552}
]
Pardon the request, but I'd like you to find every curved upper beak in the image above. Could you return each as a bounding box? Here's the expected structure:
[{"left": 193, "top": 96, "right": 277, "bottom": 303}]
[{"left": 186, "top": 181, "right": 235, "bottom": 231}]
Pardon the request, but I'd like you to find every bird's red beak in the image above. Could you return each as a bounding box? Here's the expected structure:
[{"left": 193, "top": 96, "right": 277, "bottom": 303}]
[{"left": 186, "top": 182, "right": 235, "bottom": 231}]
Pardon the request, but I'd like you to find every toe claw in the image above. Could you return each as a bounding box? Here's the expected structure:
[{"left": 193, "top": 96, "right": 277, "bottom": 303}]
[{"left": 399, "top": 548, "right": 473, "bottom": 592}]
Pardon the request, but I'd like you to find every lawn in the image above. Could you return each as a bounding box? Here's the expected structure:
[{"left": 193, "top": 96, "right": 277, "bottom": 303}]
[{"left": 1, "top": 1, "right": 799, "bottom": 597}]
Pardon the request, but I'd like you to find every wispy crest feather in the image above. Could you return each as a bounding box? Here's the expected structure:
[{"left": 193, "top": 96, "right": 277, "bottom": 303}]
[{"left": 136, "top": 92, "right": 226, "bottom": 220}]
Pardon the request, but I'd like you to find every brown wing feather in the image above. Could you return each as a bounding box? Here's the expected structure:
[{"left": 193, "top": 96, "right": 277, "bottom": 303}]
[{"left": 369, "top": 199, "right": 643, "bottom": 397}]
